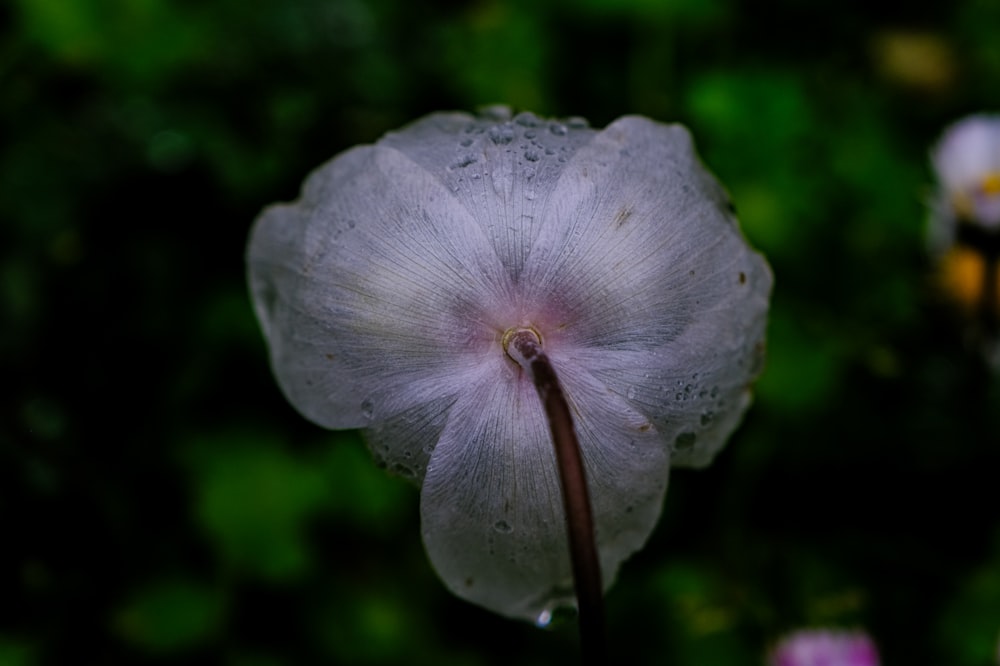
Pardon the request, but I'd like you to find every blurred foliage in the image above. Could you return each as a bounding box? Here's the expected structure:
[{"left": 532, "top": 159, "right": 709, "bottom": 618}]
[
  {"left": 113, "top": 578, "right": 225, "bottom": 653},
  {"left": 2, "top": 0, "right": 1000, "bottom": 664}
]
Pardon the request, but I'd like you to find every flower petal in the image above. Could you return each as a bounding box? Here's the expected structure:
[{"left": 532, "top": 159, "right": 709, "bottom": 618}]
[
  {"left": 521, "top": 116, "right": 771, "bottom": 466},
  {"left": 247, "top": 142, "right": 510, "bottom": 431},
  {"left": 247, "top": 110, "right": 771, "bottom": 623},
  {"left": 361, "top": 393, "right": 456, "bottom": 484},
  {"left": 932, "top": 114, "right": 1000, "bottom": 194},
  {"left": 379, "top": 109, "right": 599, "bottom": 279},
  {"left": 420, "top": 349, "right": 669, "bottom": 621},
  {"left": 930, "top": 114, "right": 1000, "bottom": 233}
]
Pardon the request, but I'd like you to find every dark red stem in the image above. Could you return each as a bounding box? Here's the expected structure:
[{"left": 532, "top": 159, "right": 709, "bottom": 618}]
[{"left": 507, "top": 330, "right": 607, "bottom": 666}]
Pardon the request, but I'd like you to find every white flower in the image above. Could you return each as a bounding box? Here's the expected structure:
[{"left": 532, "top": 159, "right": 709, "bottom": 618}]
[
  {"left": 246, "top": 109, "right": 771, "bottom": 621},
  {"left": 928, "top": 115, "right": 1000, "bottom": 366},
  {"left": 929, "top": 114, "right": 1000, "bottom": 253}
]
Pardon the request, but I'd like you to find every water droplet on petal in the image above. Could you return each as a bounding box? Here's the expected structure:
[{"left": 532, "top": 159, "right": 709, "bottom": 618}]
[
  {"left": 392, "top": 462, "right": 414, "bottom": 478},
  {"left": 361, "top": 399, "right": 374, "bottom": 420},
  {"left": 514, "top": 111, "right": 542, "bottom": 127},
  {"left": 478, "top": 105, "right": 512, "bottom": 121},
  {"left": 626, "top": 386, "right": 637, "bottom": 400},
  {"left": 675, "top": 431, "right": 697, "bottom": 450},
  {"left": 493, "top": 519, "right": 513, "bottom": 533},
  {"left": 488, "top": 125, "right": 514, "bottom": 145},
  {"left": 451, "top": 154, "right": 477, "bottom": 169}
]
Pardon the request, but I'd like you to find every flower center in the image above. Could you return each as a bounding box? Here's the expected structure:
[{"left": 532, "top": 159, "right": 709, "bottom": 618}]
[{"left": 501, "top": 325, "right": 543, "bottom": 365}]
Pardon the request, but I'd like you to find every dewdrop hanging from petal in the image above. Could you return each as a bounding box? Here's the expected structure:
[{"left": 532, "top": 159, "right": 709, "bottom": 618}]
[
  {"left": 246, "top": 108, "right": 772, "bottom": 627},
  {"left": 928, "top": 114, "right": 1000, "bottom": 364}
]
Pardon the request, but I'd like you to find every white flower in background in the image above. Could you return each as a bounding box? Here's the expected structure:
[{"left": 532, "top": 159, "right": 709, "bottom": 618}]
[
  {"left": 768, "top": 629, "right": 881, "bottom": 666},
  {"left": 246, "top": 108, "right": 771, "bottom": 622},
  {"left": 930, "top": 114, "right": 1000, "bottom": 246},
  {"left": 928, "top": 114, "right": 1000, "bottom": 364}
]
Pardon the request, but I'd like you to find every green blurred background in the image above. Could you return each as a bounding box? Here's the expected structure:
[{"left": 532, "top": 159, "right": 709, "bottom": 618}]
[{"left": 3, "top": 0, "right": 1000, "bottom": 663}]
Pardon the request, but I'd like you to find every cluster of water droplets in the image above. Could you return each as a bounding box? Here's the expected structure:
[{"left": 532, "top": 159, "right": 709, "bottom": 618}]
[
  {"left": 358, "top": 396, "right": 450, "bottom": 484},
  {"left": 617, "top": 371, "right": 729, "bottom": 456},
  {"left": 443, "top": 110, "right": 592, "bottom": 194}
]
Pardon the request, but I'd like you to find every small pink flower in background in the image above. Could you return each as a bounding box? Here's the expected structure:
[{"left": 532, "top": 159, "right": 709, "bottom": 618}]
[{"left": 769, "top": 629, "right": 880, "bottom": 666}]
